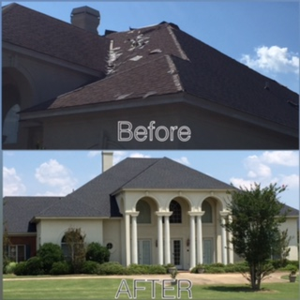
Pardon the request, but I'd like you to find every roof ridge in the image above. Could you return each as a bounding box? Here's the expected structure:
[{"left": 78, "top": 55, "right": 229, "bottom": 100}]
[
  {"left": 111, "top": 157, "right": 161, "bottom": 193},
  {"left": 2, "top": 2, "right": 18, "bottom": 14},
  {"left": 166, "top": 25, "right": 189, "bottom": 61}
]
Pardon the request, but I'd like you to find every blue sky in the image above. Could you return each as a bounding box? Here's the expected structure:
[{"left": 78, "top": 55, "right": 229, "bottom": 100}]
[
  {"left": 3, "top": 150, "right": 299, "bottom": 210},
  {"left": 3, "top": 1, "right": 299, "bottom": 92}
]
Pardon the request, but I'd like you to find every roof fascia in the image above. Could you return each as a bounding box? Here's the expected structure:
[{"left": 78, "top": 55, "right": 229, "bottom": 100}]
[
  {"left": 112, "top": 188, "right": 233, "bottom": 196},
  {"left": 20, "top": 93, "right": 184, "bottom": 120},
  {"left": 183, "top": 93, "right": 298, "bottom": 138},
  {"left": 3, "top": 42, "right": 103, "bottom": 78}
]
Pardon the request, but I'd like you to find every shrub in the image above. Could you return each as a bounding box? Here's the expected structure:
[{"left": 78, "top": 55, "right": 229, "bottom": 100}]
[
  {"left": 127, "top": 264, "right": 148, "bottom": 274},
  {"left": 14, "top": 262, "right": 27, "bottom": 276},
  {"left": 86, "top": 242, "right": 110, "bottom": 264},
  {"left": 81, "top": 261, "right": 100, "bottom": 274},
  {"left": 286, "top": 260, "right": 299, "bottom": 269},
  {"left": 37, "top": 243, "right": 64, "bottom": 274},
  {"left": 148, "top": 265, "right": 167, "bottom": 274},
  {"left": 50, "top": 261, "right": 71, "bottom": 275},
  {"left": 26, "top": 256, "right": 44, "bottom": 275},
  {"left": 205, "top": 266, "right": 225, "bottom": 273},
  {"left": 97, "top": 261, "right": 126, "bottom": 275},
  {"left": 5, "top": 262, "right": 17, "bottom": 274},
  {"left": 280, "top": 263, "right": 298, "bottom": 272}
]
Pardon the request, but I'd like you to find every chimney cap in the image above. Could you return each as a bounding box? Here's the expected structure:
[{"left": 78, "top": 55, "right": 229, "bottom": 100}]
[
  {"left": 71, "top": 6, "right": 100, "bottom": 18},
  {"left": 71, "top": 6, "right": 100, "bottom": 34}
]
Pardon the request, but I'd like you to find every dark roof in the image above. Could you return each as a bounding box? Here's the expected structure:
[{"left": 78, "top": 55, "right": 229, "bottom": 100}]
[
  {"left": 4, "top": 157, "right": 236, "bottom": 233},
  {"left": 2, "top": 3, "right": 109, "bottom": 74},
  {"left": 280, "top": 204, "right": 299, "bottom": 217},
  {"left": 11, "top": 5, "right": 298, "bottom": 130},
  {"left": 3, "top": 197, "right": 58, "bottom": 233}
]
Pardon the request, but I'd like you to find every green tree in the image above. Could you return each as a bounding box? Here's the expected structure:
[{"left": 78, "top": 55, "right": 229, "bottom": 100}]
[
  {"left": 224, "top": 183, "right": 288, "bottom": 290},
  {"left": 64, "top": 228, "right": 86, "bottom": 273}
]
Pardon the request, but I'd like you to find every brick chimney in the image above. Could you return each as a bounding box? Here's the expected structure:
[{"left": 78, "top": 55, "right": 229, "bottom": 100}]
[
  {"left": 102, "top": 152, "right": 113, "bottom": 172},
  {"left": 71, "top": 6, "right": 100, "bottom": 34}
]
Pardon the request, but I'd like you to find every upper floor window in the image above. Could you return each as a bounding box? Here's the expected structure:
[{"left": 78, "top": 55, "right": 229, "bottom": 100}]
[
  {"left": 137, "top": 200, "right": 151, "bottom": 224},
  {"left": 202, "top": 200, "right": 212, "bottom": 223},
  {"left": 169, "top": 200, "right": 182, "bottom": 223}
]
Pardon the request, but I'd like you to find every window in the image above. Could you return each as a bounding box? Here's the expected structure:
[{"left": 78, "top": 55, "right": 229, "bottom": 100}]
[
  {"left": 61, "top": 234, "right": 84, "bottom": 261},
  {"left": 202, "top": 201, "right": 212, "bottom": 223},
  {"left": 7, "top": 245, "right": 26, "bottom": 262},
  {"left": 137, "top": 200, "right": 151, "bottom": 224},
  {"left": 169, "top": 200, "right": 182, "bottom": 223}
]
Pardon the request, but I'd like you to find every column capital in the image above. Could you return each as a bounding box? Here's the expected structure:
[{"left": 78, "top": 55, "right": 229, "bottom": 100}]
[
  {"left": 219, "top": 210, "right": 230, "bottom": 218},
  {"left": 155, "top": 211, "right": 173, "bottom": 217},
  {"left": 188, "top": 211, "right": 205, "bottom": 217},
  {"left": 130, "top": 211, "right": 140, "bottom": 217}
]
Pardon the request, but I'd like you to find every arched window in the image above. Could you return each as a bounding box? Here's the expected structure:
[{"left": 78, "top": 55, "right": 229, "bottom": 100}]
[
  {"left": 169, "top": 200, "right": 182, "bottom": 223},
  {"left": 202, "top": 201, "right": 213, "bottom": 223},
  {"left": 3, "top": 104, "right": 20, "bottom": 144},
  {"left": 61, "top": 233, "right": 84, "bottom": 261},
  {"left": 137, "top": 200, "right": 151, "bottom": 224},
  {"left": 61, "top": 235, "right": 71, "bottom": 260}
]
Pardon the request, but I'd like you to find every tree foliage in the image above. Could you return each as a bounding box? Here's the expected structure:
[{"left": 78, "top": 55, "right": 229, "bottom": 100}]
[
  {"left": 64, "top": 228, "right": 86, "bottom": 273},
  {"left": 224, "top": 183, "right": 288, "bottom": 290},
  {"left": 37, "top": 243, "right": 64, "bottom": 274},
  {"left": 86, "top": 242, "right": 110, "bottom": 264}
]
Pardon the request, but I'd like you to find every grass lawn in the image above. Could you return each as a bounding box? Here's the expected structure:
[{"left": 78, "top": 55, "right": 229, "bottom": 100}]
[{"left": 3, "top": 277, "right": 300, "bottom": 300}]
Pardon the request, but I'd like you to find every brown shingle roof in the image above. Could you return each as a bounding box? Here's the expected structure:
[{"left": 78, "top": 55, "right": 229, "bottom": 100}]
[
  {"left": 6, "top": 4, "right": 298, "bottom": 130},
  {"left": 2, "top": 3, "right": 109, "bottom": 73}
]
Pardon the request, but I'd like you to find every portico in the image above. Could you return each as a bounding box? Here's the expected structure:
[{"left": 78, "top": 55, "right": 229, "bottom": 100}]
[{"left": 119, "top": 191, "right": 234, "bottom": 270}]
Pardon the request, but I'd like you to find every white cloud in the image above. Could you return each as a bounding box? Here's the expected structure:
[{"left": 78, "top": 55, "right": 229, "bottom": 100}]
[
  {"left": 3, "top": 167, "right": 26, "bottom": 196},
  {"left": 35, "top": 159, "right": 77, "bottom": 196},
  {"left": 129, "top": 152, "right": 151, "bottom": 158},
  {"left": 229, "top": 177, "right": 254, "bottom": 190},
  {"left": 241, "top": 46, "right": 299, "bottom": 74},
  {"left": 279, "top": 174, "right": 299, "bottom": 189},
  {"left": 244, "top": 155, "right": 272, "bottom": 179},
  {"left": 87, "top": 151, "right": 101, "bottom": 158},
  {"left": 231, "top": 151, "right": 299, "bottom": 192},
  {"left": 113, "top": 151, "right": 128, "bottom": 164},
  {"left": 261, "top": 151, "right": 298, "bottom": 167},
  {"left": 173, "top": 156, "right": 190, "bottom": 166}
]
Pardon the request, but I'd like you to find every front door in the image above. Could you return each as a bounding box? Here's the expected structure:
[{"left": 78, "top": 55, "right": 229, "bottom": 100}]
[
  {"left": 138, "top": 239, "right": 151, "bottom": 265},
  {"left": 171, "top": 239, "right": 182, "bottom": 269},
  {"left": 203, "top": 238, "right": 213, "bottom": 264}
]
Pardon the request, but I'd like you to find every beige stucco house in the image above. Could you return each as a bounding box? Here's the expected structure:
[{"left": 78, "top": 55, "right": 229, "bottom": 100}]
[
  {"left": 2, "top": 3, "right": 299, "bottom": 150},
  {"left": 4, "top": 153, "right": 299, "bottom": 269}
]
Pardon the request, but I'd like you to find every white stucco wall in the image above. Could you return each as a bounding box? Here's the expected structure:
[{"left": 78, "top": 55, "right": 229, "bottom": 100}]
[
  {"left": 38, "top": 219, "right": 104, "bottom": 249},
  {"left": 103, "top": 219, "right": 122, "bottom": 263},
  {"left": 279, "top": 217, "right": 298, "bottom": 261}
]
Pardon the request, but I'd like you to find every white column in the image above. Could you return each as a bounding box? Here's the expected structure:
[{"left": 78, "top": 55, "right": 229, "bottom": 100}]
[
  {"left": 189, "top": 213, "right": 196, "bottom": 269},
  {"left": 125, "top": 212, "right": 131, "bottom": 266},
  {"left": 220, "top": 211, "right": 229, "bottom": 265},
  {"left": 228, "top": 215, "right": 234, "bottom": 264},
  {"left": 131, "top": 212, "right": 139, "bottom": 264},
  {"left": 164, "top": 212, "right": 173, "bottom": 265},
  {"left": 155, "top": 212, "right": 164, "bottom": 265},
  {"left": 196, "top": 212, "right": 205, "bottom": 265}
]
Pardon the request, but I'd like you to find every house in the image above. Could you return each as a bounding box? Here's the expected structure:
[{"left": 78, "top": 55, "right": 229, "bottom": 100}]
[
  {"left": 2, "top": 3, "right": 299, "bottom": 150},
  {"left": 3, "top": 152, "right": 299, "bottom": 269}
]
